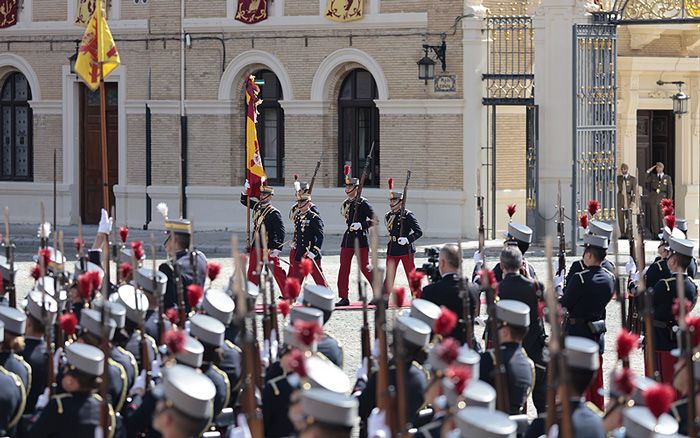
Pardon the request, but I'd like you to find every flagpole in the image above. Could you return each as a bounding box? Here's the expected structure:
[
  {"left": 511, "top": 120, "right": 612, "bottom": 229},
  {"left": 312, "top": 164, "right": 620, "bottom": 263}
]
[{"left": 98, "top": 4, "right": 110, "bottom": 214}]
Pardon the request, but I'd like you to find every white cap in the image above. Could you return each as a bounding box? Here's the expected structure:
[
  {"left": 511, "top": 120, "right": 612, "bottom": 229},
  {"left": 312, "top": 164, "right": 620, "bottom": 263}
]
[
  {"left": 495, "top": 300, "right": 530, "bottom": 327},
  {"left": 113, "top": 285, "right": 149, "bottom": 323},
  {"left": 456, "top": 406, "right": 517, "bottom": 437},
  {"left": 175, "top": 334, "right": 204, "bottom": 369},
  {"left": 202, "top": 289, "right": 235, "bottom": 325},
  {"left": 301, "top": 388, "right": 357, "bottom": 429},
  {"left": 305, "top": 354, "right": 351, "bottom": 394},
  {"left": 160, "top": 364, "right": 216, "bottom": 420},
  {"left": 410, "top": 299, "right": 441, "bottom": 329},
  {"left": 564, "top": 336, "right": 599, "bottom": 371},
  {"left": 623, "top": 406, "right": 678, "bottom": 437},
  {"left": 189, "top": 314, "right": 225, "bottom": 347},
  {"left": 25, "top": 291, "right": 58, "bottom": 325},
  {"left": 396, "top": 316, "right": 431, "bottom": 348},
  {"left": 0, "top": 306, "right": 26, "bottom": 335}
]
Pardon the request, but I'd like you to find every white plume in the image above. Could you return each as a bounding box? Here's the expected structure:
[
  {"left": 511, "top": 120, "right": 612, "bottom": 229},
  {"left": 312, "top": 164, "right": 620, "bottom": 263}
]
[
  {"left": 38, "top": 222, "right": 51, "bottom": 239},
  {"left": 294, "top": 181, "right": 301, "bottom": 192},
  {"left": 157, "top": 202, "right": 169, "bottom": 220}
]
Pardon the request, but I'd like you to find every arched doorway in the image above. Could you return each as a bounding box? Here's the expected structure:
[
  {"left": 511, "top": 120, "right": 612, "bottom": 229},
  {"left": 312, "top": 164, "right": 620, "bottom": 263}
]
[
  {"left": 248, "top": 69, "right": 285, "bottom": 185},
  {"left": 0, "top": 72, "right": 33, "bottom": 181}
]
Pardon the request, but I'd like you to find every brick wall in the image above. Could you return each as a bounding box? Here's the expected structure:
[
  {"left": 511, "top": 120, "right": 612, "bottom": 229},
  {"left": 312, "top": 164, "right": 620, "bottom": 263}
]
[
  {"left": 380, "top": 0, "right": 426, "bottom": 13},
  {"left": 494, "top": 108, "right": 526, "bottom": 190},
  {"left": 32, "top": 115, "right": 63, "bottom": 183},
  {"left": 185, "top": 0, "right": 227, "bottom": 18},
  {"left": 126, "top": 114, "right": 146, "bottom": 185},
  {"left": 285, "top": 0, "right": 319, "bottom": 16},
  {"left": 33, "top": 0, "right": 66, "bottom": 21},
  {"left": 187, "top": 114, "right": 232, "bottom": 185}
]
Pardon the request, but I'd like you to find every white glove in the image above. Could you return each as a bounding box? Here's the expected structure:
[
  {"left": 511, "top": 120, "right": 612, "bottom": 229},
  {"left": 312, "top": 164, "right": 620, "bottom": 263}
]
[
  {"left": 630, "top": 272, "right": 640, "bottom": 282},
  {"left": 356, "top": 357, "right": 368, "bottom": 381},
  {"left": 397, "top": 237, "right": 409, "bottom": 246},
  {"left": 350, "top": 222, "right": 362, "bottom": 231},
  {"left": 474, "top": 315, "right": 486, "bottom": 327},
  {"left": 371, "top": 340, "right": 379, "bottom": 359},
  {"left": 626, "top": 256, "right": 637, "bottom": 275},
  {"left": 130, "top": 370, "right": 147, "bottom": 396},
  {"left": 473, "top": 251, "right": 483, "bottom": 268},
  {"left": 37, "top": 222, "right": 51, "bottom": 239},
  {"left": 270, "top": 249, "right": 281, "bottom": 258},
  {"left": 35, "top": 387, "right": 50, "bottom": 409},
  {"left": 53, "top": 347, "right": 63, "bottom": 375},
  {"left": 367, "top": 408, "right": 391, "bottom": 438},
  {"left": 151, "top": 359, "right": 161, "bottom": 380},
  {"left": 306, "top": 251, "right": 316, "bottom": 260},
  {"left": 290, "top": 241, "right": 296, "bottom": 250},
  {"left": 553, "top": 274, "right": 564, "bottom": 290},
  {"left": 270, "top": 330, "right": 279, "bottom": 363},
  {"left": 228, "top": 414, "right": 253, "bottom": 438},
  {"left": 260, "top": 339, "right": 270, "bottom": 368},
  {"left": 98, "top": 208, "right": 113, "bottom": 235}
]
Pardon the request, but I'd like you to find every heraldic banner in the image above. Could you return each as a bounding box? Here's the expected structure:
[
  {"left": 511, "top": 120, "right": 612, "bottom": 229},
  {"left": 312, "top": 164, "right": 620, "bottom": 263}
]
[
  {"left": 75, "top": 0, "right": 96, "bottom": 26},
  {"left": 235, "top": 0, "right": 268, "bottom": 24},
  {"left": 325, "top": 0, "right": 363, "bottom": 22},
  {"left": 0, "top": 0, "right": 18, "bottom": 29}
]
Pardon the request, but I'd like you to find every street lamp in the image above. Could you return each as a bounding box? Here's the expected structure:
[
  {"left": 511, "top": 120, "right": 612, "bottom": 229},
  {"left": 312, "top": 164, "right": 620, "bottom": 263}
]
[
  {"left": 68, "top": 41, "right": 80, "bottom": 75},
  {"left": 417, "top": 34, "right": 447, "bottom": 84},
  {"left": 657, "top": 80, "right": 689, "bottom": 116}
]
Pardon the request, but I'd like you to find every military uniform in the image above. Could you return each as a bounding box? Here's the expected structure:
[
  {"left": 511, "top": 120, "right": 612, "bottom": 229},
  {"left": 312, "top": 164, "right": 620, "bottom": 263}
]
[
  {"left": 384, "top": 181, "right": 423, "bottom": 290},
  {"left": 478, "top": 222, "right": 537, "bottom": 282},
  {"left": 288, "top": 203, "right": 326, "bottom": 286},
  {"left": 421, "top": 273, "right": 479, "bottom": 346},
  {"left": 22, "top": 337, "right": 49, "bottom": 412},
  {"left": 159, "top": 249, "right": 207, "bottom": 312},
  {"left": 645, "top": 255, "right": 671, "bottom": 289},
  {"left": 617, "top": 173, "right": 637, "bottom": 238},
  {"left": 479, "top": 342, "right": 533, "bottom": 415},
  {"left": 262, "top": 372, "right": 297, "bottom": 437},
  {"left": 647, "top": 170, "right": 673, "bottom": 235},
  {"left": 189, "top": 313, "right": 231, "bottom": 415},
  {"left": 0, "top": 364, "right": 25, "bottom": 436},
  {"left": 0, "top": 307, "right": 32, "bottom": 396},
  {"left": 300, "top": 286, "right": 344, "bottom": 367}
]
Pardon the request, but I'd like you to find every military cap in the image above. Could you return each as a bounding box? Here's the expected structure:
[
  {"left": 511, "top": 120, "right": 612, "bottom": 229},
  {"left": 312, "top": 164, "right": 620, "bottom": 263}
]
[
  {"left": 189, "top": 314, "right": 225, "bottom": 347},
  {"left": 609, "top": 370, "right": 657, "bottom": 404},
  {"left": 175, "top": 334, "right": 204, "bottom": 369},
  {"left": 290, "top": 306, "right": 324, "bottom": 326},
  {"left": 389, "top": 191, "right": 403, "bottom": 201},
  {"left": 202, "top": 289, "right": 235, "bottom": 325},
  {"left": 283, "top": 324, "right": 317, "bottom": 352},
  {"left": 303, "top": 284, "right": 335, "bottom": 313},
  {"left": 65, "top": 342, "right": 104, "bottom": 376},
  {"left": 293, "top": 178, "right": 311, "bottom": 199},
  {"left": 156, "top": 364, "right": 216, "bottom": 420},
  {"left": 36, "top": 275, "right": 68, "bottom": 303},
  {"left": 410, "top": 299, "right": 441, "bottom": 329},
  {"left": 588, "top": 220, "right": 613, "bottom": 240},
  {"left": 227, "top": 279, "right": 260, "bottom": 302},
  {"left": 463, "top": 379, "right": 496, "bottom": 410},
  {"left": 457, "top": 348, "right": 481, "bottom": 380},
  {"left": 0, "top": 320, "right": 4, "bottom": 342},
  {"left": 304, "top": 354, "right": 351, "bottom": 394},
  {"left": 133, "top": 267, "right": 167, "bottom": 296},
  {"left": 33, "top": 246, "right": 65, "bottom": 272},
  {"left": 301, "top": 388, "right": 357, "bottom": 429},
  {"left": 260, "top": 185, "right": 274, "bottom": 195},
  {"left": 623, "top": 406, "right": 678, "bottom": 437},
  {"left": 396, "top": 316, "right": 431, "bottom": 348},
  {"left": 0, "top": 306, "right": 26, "bottom": 335},
  {"left": 580, "top": 233, "right": 608, "bottom": 250},
  {"left": 668, "top": 236, "right": 695, "bottom": 257},
  {"left": 118, "top": 247, "right": 137, "bottom": 266},
  {"left": 25, "top": 291, "right": 58, "bottom": 325},
  {"left": 343, "top": 165, "right": 359, "bottom": 187},
  {"left": 564, "top": 336, "right": 599, "bottom": 371},
  {"left": 495, "top": 300, "right": 530, "bottom": 327},
  {"left": 659, "top": 226, "right": 685, "bottom": 242},
  {"left": 455, "top": 406, "right": 517, "bottom": 437},
  {"left": 112, "top": 285, "right": 149, "bottom": 323},
  {"left": 676, "top": 218, "right": 688, "bottom": 232},
  {"left": 0, "top": 254, "right": 16, "bottom": 282},
  {"left": 73, "top": 261, "right": 105, "bottom": 282},
  {"left": 80, "top": 308, "right": 117, "bottom": 340},
  {"left": 505, "top": 223, "right": 533, "bottom": 244},
  {"left": 92, "top": 299, "right": 127, "bottom": 329},
  {"left": 164, "top": 218, "right": 192, "bottom": 235}
]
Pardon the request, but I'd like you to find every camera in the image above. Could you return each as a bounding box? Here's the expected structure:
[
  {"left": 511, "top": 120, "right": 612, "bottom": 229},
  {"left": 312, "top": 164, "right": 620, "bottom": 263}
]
[{"left": 417, "top": 246, "right": 441, "bottom": 284}]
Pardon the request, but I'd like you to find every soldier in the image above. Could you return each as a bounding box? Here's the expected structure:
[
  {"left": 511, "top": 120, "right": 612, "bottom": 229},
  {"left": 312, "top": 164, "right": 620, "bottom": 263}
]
[
  {"left": 189, "top": 314, "right": 231, "bottom": 416},
  {"left": 0, "top": 256, "right": 14, "bottom": 307},
  {"left": 294, "top": 389, "right": 358, "bottom": 438},
  {"left": 336, "top": 165, "right": 375, "bottom": 307},
  {"left": 641, "top": 219, "right": 683, "bottom": 290},
  {"left": 27, "top": 343, "right": 116, "bottom": 437},
  {"left": 646, "top": 162, "right": 674, "bottom": 236},
  {"left": 288, "top": 187, "right": 327, "bottom": 286},
  {"left": 560, "top": 233, "right": 614, "bottom": 410},
  {"left": 151, "top": 364, "right": 217, "bottom": 438},
  {"left": 476, "top": 219, "right": 537, "bottom": 282},
  {"left": 563, "top": 219, "right": 615, "bottom": 289},
  {"left": 112, "top": 284, "right": 158, "bottom": 371},
  {"left": 617, "top": 163, "right": 637, "bottom": 238},
  {"left": 132, "top": 266, "right": 171, "bottom": 342},
  {"left": 675, "top": 218, "right": 698, "bottom": 278},
  {"left": 92, "top": 299, "right": 137, "bottom": 390},
  {"left": 0, "top": 306, "right": 31, "bottom": 395},
  {"left": 0, "top": 321, "right": 26, "bottom": 436},
  {"left": 649, "top": 236, "right": 697, "bottom": 384},
  {"left": 497, "top": 246, "right": 547, "bottom": 415},
  {"left": 302, "top": 285, "right": 343, "bottom": 367},
  {"left": 241, "top": 182, "right": 287, "bottom": 290},
  {"left": 478, "top": 300, "right": 534, "bottom": 415},
  {"left": 384, "top": 178, "right": 423, "bottom": 290},
  {"left": 22, "top": 291, "right": 58, "bottom": 412}
]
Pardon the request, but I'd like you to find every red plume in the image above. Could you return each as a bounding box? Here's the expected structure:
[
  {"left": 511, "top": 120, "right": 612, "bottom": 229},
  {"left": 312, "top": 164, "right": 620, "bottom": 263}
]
[
  {"left": 394, "top": 287, "right": 407, "bottom": 307},
  {"left": 506, "top": 204, "right": 516, "bottom": 218},
  {"left": 164, "top": 329, "right": 186, "bottom": 354},
  {"left": 644, "top": 384, "right": 675, "bottom": 419},
  {"left": 344, "top": 164, "right": 351, "bottom": 176},
  {"left": 388, "top": 178, "right": 394, "bottom": 190},
  {"left": 287, "top": 348, "right": 307, "bottom": 378},
  {"left": 78, "top": 273, "right": 93, "bottom": 300},
  {"left": 207, "top": 262, "right": 221, "bottom": 283},
  {"left": 664, "top": 215, "right": 676, "bottom": 231},
  {"left": 614, "top": 368, "right": 635, "bottom": 396},
  {"left": 283, "top": 277, "right": 301, "bottom": 301},
  {"left": 435, "top": 307, "right": 458, "bottom": 337},
  {"left": 293, "top": 174, "right": 299, "bottom": 181},
  {"left": 446, "top": 365, "right": 472, "bottom": 394},
  {"left": 165, "top": 308, "right": 180, "bottom": 324},
  {"left": 616, "top": 329, "right": 639, "bottom": 360},
  {"left": 38, "top": 248, "right": 52, "bottom": 269},
  {"left": 294, "top": 320, "right": 323, "bottom": 347},
  {"left": 660, "top": 198, "right": 674, "bottom": 210},
  {"left": 130, "top": 241, "right": 144, "bottom": 261},
  {"left": 187, "top": 284, "right": 204, "bottom": 308},
  {"left": 87, "top": 271, "right": 101, "bottom": 292},
  {"left": 278, "top": 300, "right": 291, "bottom": 318},
  {"left": 579, "top": 215, "right": 589, "bottom": 230},
  {"left": 300, "top": 258, "right": 313, "bottom": 277},
  {"left": 537, "top": 300, "right": 546, "bottom": 319},
  {"left": 436, "top": 337, "right": 460, "bottom": 365},
  {"left": 672, "top": 297, "right": 692, "bottom": 321},
  {"left": 408, "top": 270, "right": 424, "bottom": 299},
  {"left": 481, "top": 268, "right": 498, "bottom": 290},
  {"left": 662, "top": 206, "right": 674, "bottom": 218},
  {"left": 73, "top": 238, "right": 84, "bottom": 253},
  {"left": 59, "top": 312, "right": 78, "bottom": 336},
  {"left": 587, "top": 199, "right": 600, "bottom": 217},
  {"left": 119, "top": 226, "right": 128, "bottom": 244},
  {"left": 119, "top": 262, "right": 133, "bottom": 281},
  {"left": 30, "top": 264, "right": 41, "bottom": 280},
  {"left": 686, "top": 316, "right": 700, "bottom": 348}
]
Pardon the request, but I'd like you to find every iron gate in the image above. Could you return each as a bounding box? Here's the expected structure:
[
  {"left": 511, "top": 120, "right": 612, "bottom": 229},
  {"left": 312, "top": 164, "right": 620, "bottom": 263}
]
[{"left": 571, "top": 23, "right": 618, "bottom": 245}]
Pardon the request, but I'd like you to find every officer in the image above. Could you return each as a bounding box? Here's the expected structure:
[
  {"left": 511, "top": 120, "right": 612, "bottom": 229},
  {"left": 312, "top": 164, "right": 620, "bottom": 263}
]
[
  {"left": 564, "top": 218, "right": 616, "bottom": 288},
  {"left": 650, "top": 236, "right": 697, "bottom": 384},
  {"left": 295, "top": 389, "right": 358, "bottom": 438},
  {"left": 288, "top": 187, "right": 326, "bottom": 286},
  {"left": 356, "top": 315, "right": 430, "bottom": 426},
  {"left": 112, "top": 284, "right": 158, "bottom": 371},
  {"left": 497, "top": 246, "right": 547, "bottom": 415},
  {"left": 26, "top": 343, "right": 116, "bottom": 437},
  {"left": 525, "top": 336, "right": 605, "bottom": 438},
  {"left": 477, "top": 217, "right": 537, "bottom": 282},
  {"left": 22, "top": 291, "right": 58, "bottom": 412},
  {"left": 675, "top": 218, "right": 698, "bottom": 278},
  {"left": 479, "top": 300, "right": 534, "bottom": 415},
  {"left": 241, "top": 182, "right": 287, "bottom": 290},
  {"left": 302, "top": 284, "right": 343, "bottom": 367},
  {"left": 189, "top": 313, "right": 231, "bottom": 416},
  {"left": 617, "top": 163, "right": 637, "bottom": 238},
  {"left": 561, "top": 233, "right": 614, "bottom": 409},
  {"left": 384, "top": 177, "right": 423, "bottom": 291},
  {"left": 133, "top": 265, "right": 171, "bottom": 342},
  {"left": 92, "top": 299, "right": 137, "bottom": 390},
  {"left": 151, "top": 364, "right": 217, "bottom": 438},
  {"left": 336, "top": 164, "right": 375, "bottom": 307},
  {"left": 642, "top": 220, "right": 680, "bottom": 289},
  {"left": 157, "top": 205, "right": 208, "bottom": 311},
  {"left": 646, "top": 162, "right": 674, "bottom": 236},
  {"left": 0, "top": 321, "right": 26, "bottom": 436},
  {"left": 452, "top": 406, "right": 517, "bottom": 437},
  {"left": 0, "top": 306, "right": 31, "bottom": 395}
]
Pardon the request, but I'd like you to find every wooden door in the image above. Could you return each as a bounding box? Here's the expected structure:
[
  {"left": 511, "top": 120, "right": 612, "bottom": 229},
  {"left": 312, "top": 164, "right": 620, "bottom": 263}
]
[{"left": 80, "top": 84, "right": 118, "bottom": 224}]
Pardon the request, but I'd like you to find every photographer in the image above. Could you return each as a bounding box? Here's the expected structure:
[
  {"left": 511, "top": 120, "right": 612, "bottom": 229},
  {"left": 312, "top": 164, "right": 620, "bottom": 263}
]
[{"left": 420, "top": 244, "right": 479, "bottom": 346}]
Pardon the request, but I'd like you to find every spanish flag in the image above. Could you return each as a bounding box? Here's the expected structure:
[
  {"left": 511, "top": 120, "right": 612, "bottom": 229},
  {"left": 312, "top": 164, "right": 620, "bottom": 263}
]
[
  {"left": 74, "top": 0, "right": 120, "bottom": 91},
  {"left": 245, "top": 75, "right": 267, "bottom": 198}
]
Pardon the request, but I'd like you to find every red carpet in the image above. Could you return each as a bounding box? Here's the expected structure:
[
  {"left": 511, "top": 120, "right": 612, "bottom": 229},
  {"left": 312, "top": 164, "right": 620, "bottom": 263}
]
[{"left": 254, "top": 301, "right": 411, "bottom": 313}]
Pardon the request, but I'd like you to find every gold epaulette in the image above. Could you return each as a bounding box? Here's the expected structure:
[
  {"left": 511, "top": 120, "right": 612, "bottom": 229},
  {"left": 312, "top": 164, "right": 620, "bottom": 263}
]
[
  {"left": 91, "top": 394, "right": 116, "bottom": 438},
  {"left": 13, "top": 353, "right": 32, "bottom": 393},
  {"left": 225, "top": 339, "right": 242, "bottom": 353},
  {"left": 585, "top": 401, "right": 604, "bottom": 417},
  {"left": 660, "top": 277, "right": 675, "bottom": 292},
  {"left": 211, "top": 364, "right": 231, "bottom": 410},
  {"left": 269, "top": 374, "right": 288, "bottom": 396},
  {"left": 52, "top": 393, "right": 72, "bottom": 415},
  {"left": 118, "top": 346, "right": 139, "bottom": 377}
]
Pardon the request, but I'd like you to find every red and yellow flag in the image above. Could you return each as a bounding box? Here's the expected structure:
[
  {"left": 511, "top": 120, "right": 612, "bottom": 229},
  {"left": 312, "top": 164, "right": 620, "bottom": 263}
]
[
  {"left": 245, "top": 76, "right": 267, "bottom": 198},
  {"left": 74, "top": 0, "right": 96, "bottom": 26},
  {"left": 74, "top": 0, "right": 120, "bottom": 91}
]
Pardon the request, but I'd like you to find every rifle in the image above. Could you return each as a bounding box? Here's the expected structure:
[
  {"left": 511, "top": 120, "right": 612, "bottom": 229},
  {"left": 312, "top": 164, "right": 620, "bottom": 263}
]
[
  {"left": 260, "top": 224, "right": 279, "bottom": 345},
  {"left": 477, "top": 168, "right": 485, "bottom": 254},
  {"left": 257, "top": 228, "right": 272, "bottom": 363},
  {"left": 393, "top": 323, "right": 409, "bottom": 438},
  {"left": 633, "top": 200, "right": 657, "bottom": 380},
  {"left": 39, "top": 254, "right": 56, "bottom": 396},
  {"left": 396, "top": 170, "right": 412, "bottom": 248},
  {"left": 167, "top": 228, "right": 187, "bottom": 328},
  {"left": 612, "top": 225, "right": 628, "bottom": 358},
  {"left": 627, "top": 187, "right": 644, "bottom": 334},
  {"left": 3, "top": 208, "right": 16, "bottom": 308},
  {"left": 543, "top": 238, "right": 573, "bottom": 438},
  {"left": 482, "top": 267, "right": 509, "bottom": 413},
  {"left": 99, "top": 241, "right": 112, "bottom": 438},
  {"left": 131, "top": 247, "right": 152, "bottom": 389},
  {"left": 189, "top": 217, "right": 199, "bottom": 291},
  {"left": 308, "top": 157, "right": 322, "bottom": 194},
  {"left": 150, "top": 233, "right": 165, "bottom": 344},
  {"left": 351, "top": 142, "right": 376, "bottom": 224},
  {"left": 78, "top": 220, "right": 87, "bottom": 273},
  {"left": 356, "top": 239, "right": 371, "bottom": 362},
  {"left": 55, "top": 230, "right": 66, "bottom": 350},
  {"left": 677, "top": 273, "right": 697, "bottom": 437},
  {"left": 457, "top": 240, "right": 474, "bottom": 349},
  {"left": 557, "top": 181, "right": 566, "bottom": 275}
]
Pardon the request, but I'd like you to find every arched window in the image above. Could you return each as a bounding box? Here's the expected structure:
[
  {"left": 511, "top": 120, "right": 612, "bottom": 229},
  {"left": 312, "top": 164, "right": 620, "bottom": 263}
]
[
  {"left": 249, "top": 69, "right": 284, "bottom": 185},
  {"left": 338, "top": 69, "right": 379, "bottom": 187},
  {"left": 1, "top": 72, "right": 32, "bottom": 181}
]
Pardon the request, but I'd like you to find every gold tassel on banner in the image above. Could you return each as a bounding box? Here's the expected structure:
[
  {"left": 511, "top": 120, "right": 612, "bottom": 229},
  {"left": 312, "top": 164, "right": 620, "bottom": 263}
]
[{"left": 325, "top": 0, "right": 363, "bottom": 22}]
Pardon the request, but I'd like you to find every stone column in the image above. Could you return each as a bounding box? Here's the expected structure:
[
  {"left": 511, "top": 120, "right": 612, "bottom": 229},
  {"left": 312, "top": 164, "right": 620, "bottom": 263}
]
[{"left": 675, "top": 75, "right": 700, "bottom": 239}]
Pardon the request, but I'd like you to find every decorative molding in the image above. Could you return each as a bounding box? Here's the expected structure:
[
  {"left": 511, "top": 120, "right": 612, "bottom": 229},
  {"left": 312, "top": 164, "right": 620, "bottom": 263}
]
[
  {"left": 279, "top": 100, "right": 331, "bottom": 115},
  {"left": 28, "top": 100, "right": 62, "bottom": 115},
  {"left": 186, "top": 100, "right": 234, "bottom": 115},
  {"left": 618, "top": 56, "right": 700, "bottom": 72},
  {"left": 125, "top": 100, "right": 180, "bottom": 115},
  {"left": 0, "top": 19, "right": 149, "bottom": 36},
  {"left": 0, "top": 53, "right": 42, "bottom": 100},
  {"left": 374, "top": 99, "right": 464, "bottom": 115},
  {"left": 311, "top": 48, "right": 389, "bottom": 101},
  {"left": 218, "top": 49, "right": 294, "bottom": 100}
]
